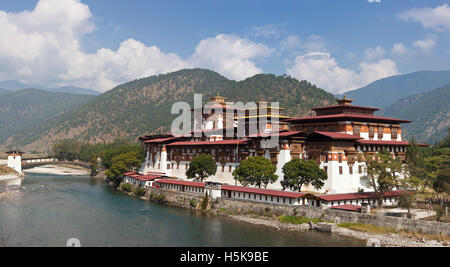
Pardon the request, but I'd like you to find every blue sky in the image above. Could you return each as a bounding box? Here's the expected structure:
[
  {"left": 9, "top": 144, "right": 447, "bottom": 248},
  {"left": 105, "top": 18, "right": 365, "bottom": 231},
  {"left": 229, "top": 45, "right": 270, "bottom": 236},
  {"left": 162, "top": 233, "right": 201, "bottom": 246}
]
[{"left": 0, "top": 0, "right": 449, "bottom": 93}]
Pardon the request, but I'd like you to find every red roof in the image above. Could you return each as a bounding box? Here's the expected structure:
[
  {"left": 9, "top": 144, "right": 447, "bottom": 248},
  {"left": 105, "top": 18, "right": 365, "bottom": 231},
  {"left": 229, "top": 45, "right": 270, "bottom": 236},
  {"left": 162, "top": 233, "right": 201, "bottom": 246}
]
[
  {"left": 143, "top": 137, "right": 177, "bottom": 143},
  {"left": 310, "top": 131, "right": 362, "bottom": 140},
  {"left": 155, "top": 179, "right": 205, "bottom": 188},
  {"left": 357, "top": 140, "right": 410, "bottom": 146},
  {"left": 312, "top": 104, "right": 380, "bottom": 111},
  {"left": 167, "top": 139, "right": 250, "bottom": 146},
  {"left": 330, "top": 204, "right": 363, "bottom": 212},
  {"left": 246, "top": 131, "right": 305, "bottom": 138},
  {"left": 357, "top": 140, "right": 429, "bottom": 147},
  {"left": 309, "top": 190, "right": 411, "bottom": 202},
  {"left": 221, "top": 185, "right": 307, "bottom": 198},
  {"left": 286, "top": 113, "right": 411, "bottom": 124}
]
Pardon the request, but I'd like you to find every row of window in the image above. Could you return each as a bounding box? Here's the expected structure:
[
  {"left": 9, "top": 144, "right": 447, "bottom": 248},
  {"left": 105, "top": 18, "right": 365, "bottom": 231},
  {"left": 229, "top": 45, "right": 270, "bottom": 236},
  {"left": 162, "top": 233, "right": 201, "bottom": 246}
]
[{"left": 227, "top": 191, "right": 297, "bottom": 205}]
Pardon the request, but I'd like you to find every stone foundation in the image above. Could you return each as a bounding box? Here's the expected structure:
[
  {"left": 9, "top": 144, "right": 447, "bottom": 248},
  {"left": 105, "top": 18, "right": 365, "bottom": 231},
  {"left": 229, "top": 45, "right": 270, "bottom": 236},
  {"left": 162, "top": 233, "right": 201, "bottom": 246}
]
[{"left": 141, "top": 186, "right": 450, "bottom": 236}]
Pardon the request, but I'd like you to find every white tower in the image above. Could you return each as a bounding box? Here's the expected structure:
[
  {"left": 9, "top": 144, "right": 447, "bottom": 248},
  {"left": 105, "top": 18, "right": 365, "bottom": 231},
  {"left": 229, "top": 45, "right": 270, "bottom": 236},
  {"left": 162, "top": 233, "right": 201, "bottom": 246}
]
[{"left": 7, "top": 150, "right": 23, "bottom": 174}]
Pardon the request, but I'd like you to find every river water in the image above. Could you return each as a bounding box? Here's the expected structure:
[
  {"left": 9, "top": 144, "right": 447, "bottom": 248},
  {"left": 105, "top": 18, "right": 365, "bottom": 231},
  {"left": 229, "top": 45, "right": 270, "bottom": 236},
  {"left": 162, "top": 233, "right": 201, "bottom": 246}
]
[{"left": 0, "top": 174, "right": 365, "bottom": 247}]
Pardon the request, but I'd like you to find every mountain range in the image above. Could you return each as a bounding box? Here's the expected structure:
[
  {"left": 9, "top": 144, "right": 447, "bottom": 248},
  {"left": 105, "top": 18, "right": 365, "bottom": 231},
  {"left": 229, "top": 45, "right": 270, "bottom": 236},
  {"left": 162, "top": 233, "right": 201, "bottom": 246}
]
[
  {"left": 380, "top": 85, "right": 450, "bottom": 145},
  {"left": 2, "top": 69, "right": 335, "bottom": 152},
  {"left": 0, "top": 89, "right": 95, "bottom": 151},
  {"left": 1, "top": 69, "right": 449, "bottom": 152},
  {"left": 0, "top": 80, "right": 100, "bottom": 95},
  {"left": 343, "top": 71, "right": 450, "bottom": 109}
]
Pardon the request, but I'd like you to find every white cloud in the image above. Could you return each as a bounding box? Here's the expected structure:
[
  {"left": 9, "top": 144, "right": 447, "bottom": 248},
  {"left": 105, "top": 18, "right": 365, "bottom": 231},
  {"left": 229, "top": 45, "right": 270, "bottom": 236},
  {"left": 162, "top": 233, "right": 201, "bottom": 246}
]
[
  {"left": 286, "top": 52, "right": 398, "bottom": 94},
  {"left": 189, "top": 34, "right": 273, "bottom": 81},
  {"left": 364, "top": 46, "right": 386, "bottom": 60},
  {"left": 391, "top": 43, "right": 408, "bottom": 56},
  {"left": 399, "top": 4, "right": 450, "bottom": 32},
  {"left": 250, "top": 24, "right": 282, "bottom": 38},
  {"left": 412, "top": 39, "right": 436, "bottom": 55},
  {"left": 280, "top": 35, "right": 303, "bottom": 51},
  {"left": 0, "top": 0, "right": 273, "bottom": 92},
  {"left": 368, "top": 0, "right": 381, "bottom": 3}
]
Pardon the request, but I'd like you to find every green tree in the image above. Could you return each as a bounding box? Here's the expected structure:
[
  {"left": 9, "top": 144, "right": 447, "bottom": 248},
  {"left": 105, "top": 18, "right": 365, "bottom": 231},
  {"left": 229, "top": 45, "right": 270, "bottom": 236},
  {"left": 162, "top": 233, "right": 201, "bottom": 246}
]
[
  {"left": 365, "top": 150, "right": 403, "bottom": 207},
  {"left": 104, "top": 151, "right": 144, "bottom": 181},
  {"left": 232, "top": 156, "right": 278, "bottom": 188},
  {"left": 433, "top": 167, "right": 450, "bottom": 195},
  {"left": 52, "top": 139, "right": 82, "bottom": 161},
  {"left": 398, "top": 193, "right": 415, "bottom": 217},
  {"left": 186, "top": 154, "right": 217, "bottom": 182},
  {"left": 281, "top": 159, "right": 327, "bottom": 192},
  {"left": 405, "top": 138, "right": 427, "bottom": 190}
]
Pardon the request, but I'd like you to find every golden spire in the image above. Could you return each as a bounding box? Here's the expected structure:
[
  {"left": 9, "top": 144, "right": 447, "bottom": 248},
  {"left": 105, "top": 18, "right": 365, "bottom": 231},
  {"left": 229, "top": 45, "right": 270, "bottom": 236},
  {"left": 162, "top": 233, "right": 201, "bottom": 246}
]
[
  {"left": 337, "top": 94, "right": 353, "bottom": 106},
  {"left": 209, "top": 92, "right": 227, "bottom": 104}
]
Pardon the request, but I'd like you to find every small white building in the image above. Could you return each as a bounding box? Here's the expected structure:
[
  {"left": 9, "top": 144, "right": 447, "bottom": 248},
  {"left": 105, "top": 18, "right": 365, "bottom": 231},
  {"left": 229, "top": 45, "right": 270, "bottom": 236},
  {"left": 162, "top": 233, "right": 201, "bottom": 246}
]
[{"left": 7, "top": 150, "right": 23, "bottom": 174}]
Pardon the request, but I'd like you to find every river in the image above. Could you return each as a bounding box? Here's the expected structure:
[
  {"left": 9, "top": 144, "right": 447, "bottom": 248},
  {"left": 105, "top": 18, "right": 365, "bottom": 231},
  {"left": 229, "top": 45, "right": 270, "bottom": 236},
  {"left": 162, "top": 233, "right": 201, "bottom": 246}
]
[{"left": 0, "top": 174, "right": 365, "bottom": 247}]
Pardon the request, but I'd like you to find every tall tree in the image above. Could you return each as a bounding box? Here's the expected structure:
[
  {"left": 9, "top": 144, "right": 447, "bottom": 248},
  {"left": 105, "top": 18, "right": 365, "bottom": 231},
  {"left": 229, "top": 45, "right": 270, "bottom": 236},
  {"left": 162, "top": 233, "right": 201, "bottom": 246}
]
[
  {"left": 405, "top": 138, "right": 427, "bottom": 190},
  {"left": 186, "top": 154, "right": 217, "bottom": 182},
  {"left": 232, "top": 156, "right": 278, "bottom": 188},
  {"left": 281, "top": 159, "right": 327, "bottom": 192},
  {"left": 365, "top": 149, "right": 403, "bottom": 207}
]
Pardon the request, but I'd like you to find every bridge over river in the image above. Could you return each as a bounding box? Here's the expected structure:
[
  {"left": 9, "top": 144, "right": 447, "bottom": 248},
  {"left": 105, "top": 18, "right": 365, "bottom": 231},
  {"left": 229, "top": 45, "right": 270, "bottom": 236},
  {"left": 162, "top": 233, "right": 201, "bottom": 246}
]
[{"left": 21, "top": 157, "right": 93, "bottom": 170}]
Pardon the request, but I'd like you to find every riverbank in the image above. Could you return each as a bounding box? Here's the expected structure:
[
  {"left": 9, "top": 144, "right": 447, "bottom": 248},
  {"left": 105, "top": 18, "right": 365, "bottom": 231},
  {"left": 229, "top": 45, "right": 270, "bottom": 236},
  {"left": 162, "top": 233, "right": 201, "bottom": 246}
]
[
  {"left": 112, "top": 182, "right": 449, "bottom": 247},
  {"left": 24, "top": 164, "right": 90, "bottom": 176},
  {"left": 225, "top": 214, "right": 447, "bottom": 247}
]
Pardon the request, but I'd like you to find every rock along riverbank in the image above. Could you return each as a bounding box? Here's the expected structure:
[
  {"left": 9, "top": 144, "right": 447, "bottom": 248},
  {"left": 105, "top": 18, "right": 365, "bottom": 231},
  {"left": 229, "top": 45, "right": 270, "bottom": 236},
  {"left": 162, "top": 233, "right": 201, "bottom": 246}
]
[
  {"left": 226, "top": 214, "right": 445, "bottom": 247},
  {"left": 110, "top": 180, "right": 448, "bottom": 247}
]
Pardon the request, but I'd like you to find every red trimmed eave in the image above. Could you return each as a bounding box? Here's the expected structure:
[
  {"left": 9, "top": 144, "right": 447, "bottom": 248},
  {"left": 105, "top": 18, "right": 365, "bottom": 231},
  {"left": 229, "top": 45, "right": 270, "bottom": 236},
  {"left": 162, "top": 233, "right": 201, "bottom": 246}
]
[
  {"left": 330, "top": 205, "right": 363, "bottom": 212},
  {"left": 285, "top": 113, "right": 412, "bottom": 124},
  {"left": 246, "top": 130, "right": 305, "bottom": 138},
  {"left": 308, "top": 190, "right": 411, "bottom": 202},
  {"left": 221, "top": 185, "right": 307, "bottom": 199},
  {"left": 312, "top": 104, "right": 380, "bottom": 111},
  {"left": 155, "top": 179, "right": 205, "bottom": 188},
  {"left": 190, "top": 127, "right": 235, "bottom": 135},
  {"left": 357, "top": 140, "right": 410, "bottom": 146},
  {"left": 310, "top": 131, "right": 362, "bottom": 140},
  {"left": 167, "top": 139, "right": 250, "bottom": 146},
  {"left": 143, "top": 137, "right": 178, "bottom": 144}
]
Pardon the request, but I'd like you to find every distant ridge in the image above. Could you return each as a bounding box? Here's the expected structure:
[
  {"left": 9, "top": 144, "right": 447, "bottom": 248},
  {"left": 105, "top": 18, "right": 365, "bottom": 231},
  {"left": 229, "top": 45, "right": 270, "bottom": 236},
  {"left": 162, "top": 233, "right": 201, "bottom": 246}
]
[
  {"left": 0, "top": 89, "right": 95, "bottom": 147},
  {"left": 0, "top": 80, "right": 99, "bottom": 96},
  {"left": 0, "top": 88, "right": 9, "bottom": 95},
  {"left": 343, "top": 71, "right": 450, "bottom": 108},
  {"left": 4, "top": 68, "right": 335, "bottom": 152},
  {"left": 380, "top": 84, "right": 450, "bottom": 144}
]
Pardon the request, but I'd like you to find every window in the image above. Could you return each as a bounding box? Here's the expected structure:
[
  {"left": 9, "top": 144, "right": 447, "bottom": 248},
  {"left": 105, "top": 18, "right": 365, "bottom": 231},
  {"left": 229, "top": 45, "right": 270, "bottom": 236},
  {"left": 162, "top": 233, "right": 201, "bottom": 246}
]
[
  {"left": 369, "top": 126, "right": 375, "bottom": 139},
  {"left": 339, "top": 166, "right": 343, "bottom": 175},
  {"left": 353, "top": 125, "right": 361, "bottom": 137},
  {"left": 324, "top": 166, "right": 328, "bottom": 173},
  {"left": 229, "top": 166, "right": 232, "bottom": 172},
  {"left": 391, "top": 128, "right": 398, "bottom": 140},
  {"left": 358, "top": 165, "right": 362, "bottom": 174},
  {"left": 349, "top": 166, "right": 353, "bottom": 174},
  {"left": 378, "top": 126, "right": 384, "bottom": 140},
  {"left": 338, "top": 153, "right": 343, "bottom": 163}
]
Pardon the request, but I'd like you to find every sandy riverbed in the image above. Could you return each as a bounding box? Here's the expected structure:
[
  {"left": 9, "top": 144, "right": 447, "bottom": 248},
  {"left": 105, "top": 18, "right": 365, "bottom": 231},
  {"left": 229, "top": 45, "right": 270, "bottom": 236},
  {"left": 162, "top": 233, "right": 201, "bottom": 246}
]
[{"left": 23, "top": 164, "right": 90, "bottom": 176}]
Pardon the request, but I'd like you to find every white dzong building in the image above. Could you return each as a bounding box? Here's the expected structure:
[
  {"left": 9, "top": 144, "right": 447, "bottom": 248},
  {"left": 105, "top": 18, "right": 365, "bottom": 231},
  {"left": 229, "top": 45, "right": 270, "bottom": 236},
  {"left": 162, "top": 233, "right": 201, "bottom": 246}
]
[{"left": 138, "top": 95, "right": 423, "bottom": 194}]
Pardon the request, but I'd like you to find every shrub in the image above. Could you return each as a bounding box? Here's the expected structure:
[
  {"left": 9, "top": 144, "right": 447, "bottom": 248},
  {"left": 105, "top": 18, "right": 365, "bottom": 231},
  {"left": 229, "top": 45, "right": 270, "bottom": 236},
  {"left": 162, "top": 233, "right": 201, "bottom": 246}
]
[
  {"left": 434, "top": 206, "right": 445, "bottom": 222},
  {"left": 190, "top": 199, "right": 198, "bottom": 208},
  {"left": 135, "top": 187, "right": 147, "bottom": 197},
  {"left": 121, "top": 183, "right": 132, "bottom": 192}
]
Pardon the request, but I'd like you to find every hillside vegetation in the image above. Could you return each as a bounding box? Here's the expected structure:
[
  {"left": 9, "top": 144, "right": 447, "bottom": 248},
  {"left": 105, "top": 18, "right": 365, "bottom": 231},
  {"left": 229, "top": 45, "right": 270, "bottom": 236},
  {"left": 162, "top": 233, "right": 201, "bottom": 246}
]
[
  {"left": 0, "top": 89, "right": 95, "bottom": 149},
  {"left": 380, "top": 85, "right": 450, "bottom": 144},
  {"left": 4, "top": 69, "right": 335, "bottom": 152}
]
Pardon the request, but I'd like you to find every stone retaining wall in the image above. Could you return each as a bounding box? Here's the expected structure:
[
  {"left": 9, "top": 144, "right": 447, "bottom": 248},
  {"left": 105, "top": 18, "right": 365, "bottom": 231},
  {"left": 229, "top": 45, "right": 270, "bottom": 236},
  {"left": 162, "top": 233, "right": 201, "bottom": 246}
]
[{"left": 143, "top": 187, "right": 450, "bottom": 236}]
